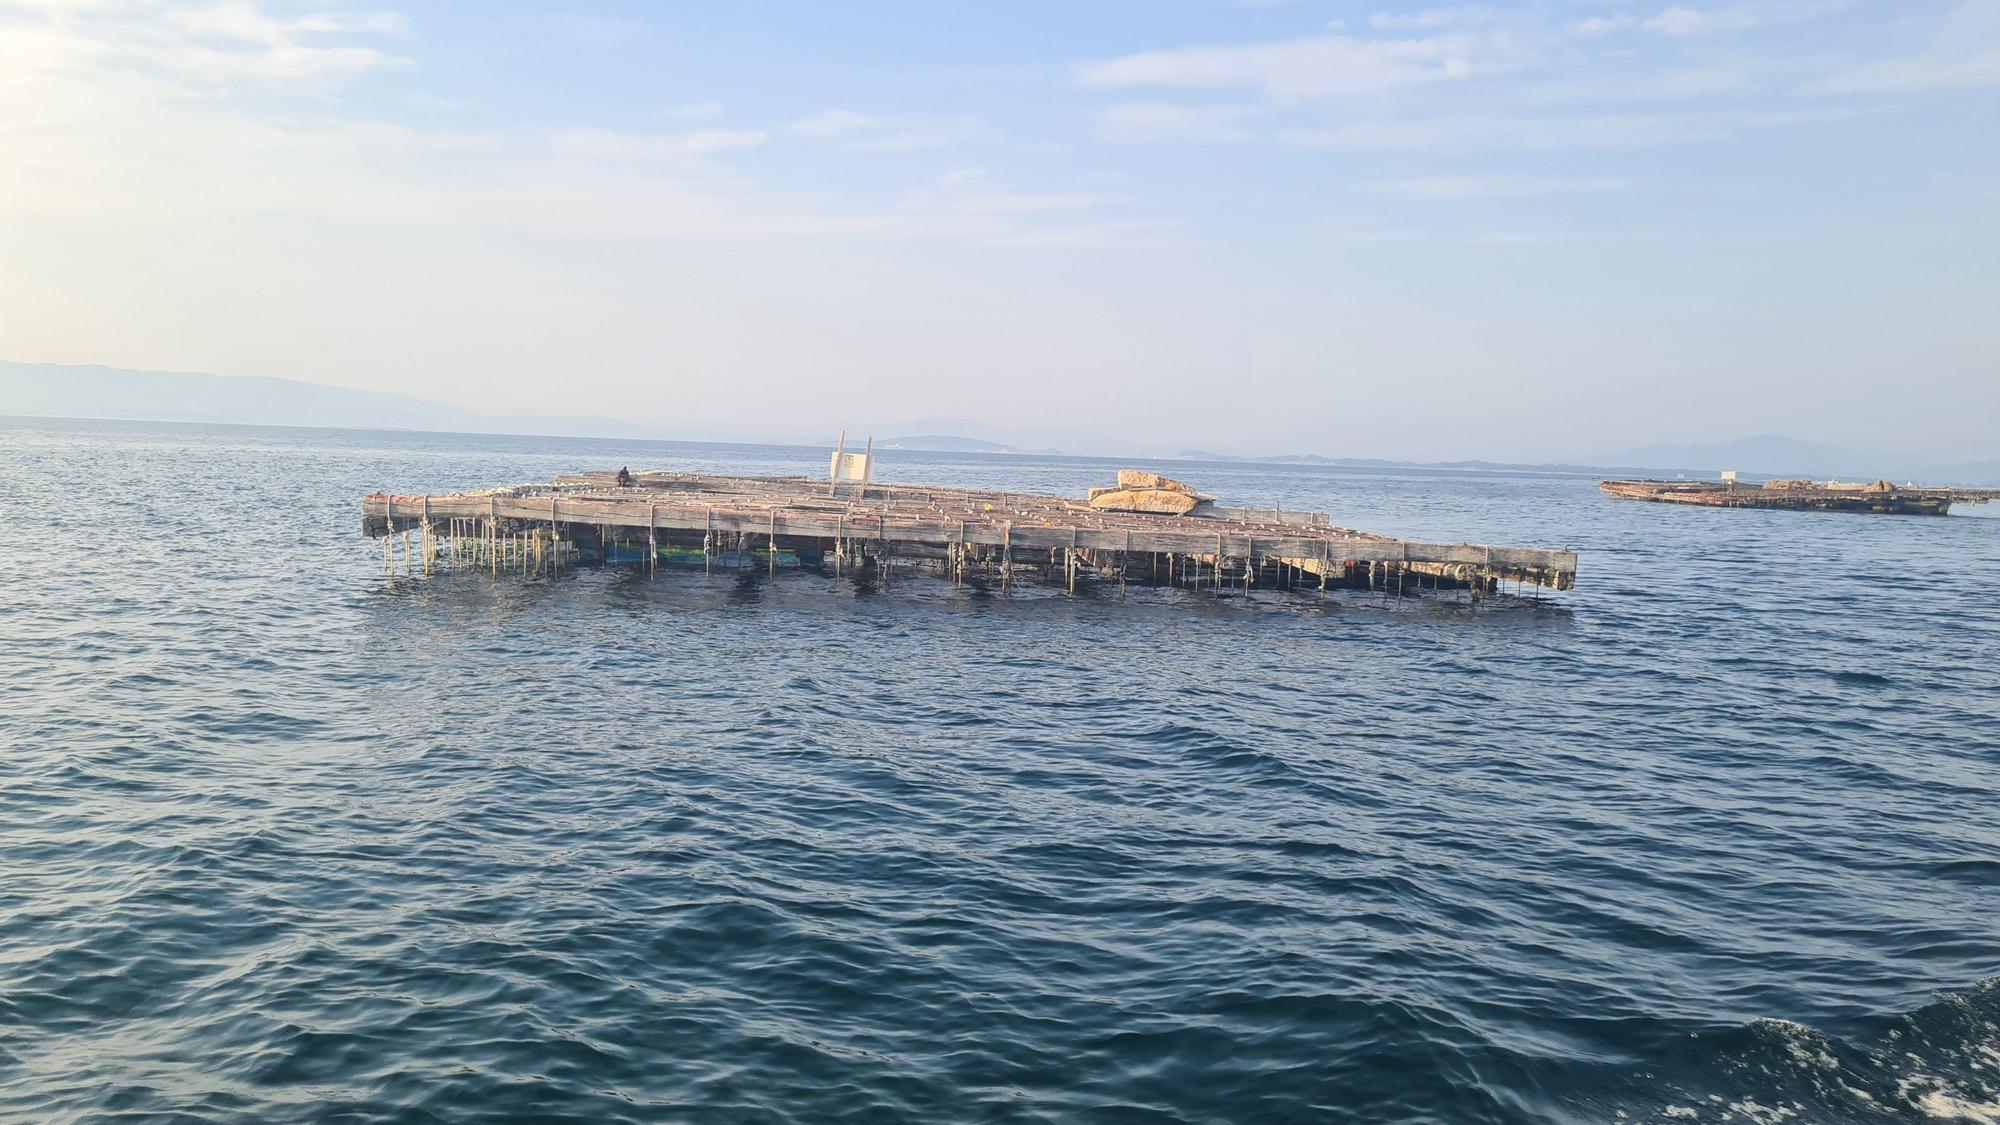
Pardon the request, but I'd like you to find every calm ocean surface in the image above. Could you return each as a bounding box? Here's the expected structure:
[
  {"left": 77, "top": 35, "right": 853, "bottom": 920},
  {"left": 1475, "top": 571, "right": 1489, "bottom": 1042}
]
[{"left": 2, "top": 416, "right": 1996, "bottom": 1124}]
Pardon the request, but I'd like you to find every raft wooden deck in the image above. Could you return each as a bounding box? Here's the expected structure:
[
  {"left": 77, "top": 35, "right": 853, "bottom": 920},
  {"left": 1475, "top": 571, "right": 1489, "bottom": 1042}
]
[
  {"left": 1600, "top": 479, "right": 2000, "bottom": 516},
  {"left": 361, "top": 470, "right": 1577, "bottom": 595}
]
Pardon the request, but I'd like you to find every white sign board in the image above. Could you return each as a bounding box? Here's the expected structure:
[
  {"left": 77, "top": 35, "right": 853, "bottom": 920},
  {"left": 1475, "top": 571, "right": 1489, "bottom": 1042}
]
[{"left": 831, "top": 451, "right": 872, "bottom": 484}]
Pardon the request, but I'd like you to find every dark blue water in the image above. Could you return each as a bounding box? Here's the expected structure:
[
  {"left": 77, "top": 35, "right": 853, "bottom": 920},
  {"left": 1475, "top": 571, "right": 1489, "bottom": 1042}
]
[{"left": 3, "top": 417, "right": 1997, "bottom": 1124}]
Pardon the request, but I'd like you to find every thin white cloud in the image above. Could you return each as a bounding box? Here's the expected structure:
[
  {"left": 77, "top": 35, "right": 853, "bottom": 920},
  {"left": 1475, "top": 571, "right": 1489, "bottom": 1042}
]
[
  {"left": 789, "top": 108, "right": 877, "bottom": 137},
  {"left": 786, "top": 108, "right": 966, "bottom": 151},
  {"left": 1644, "top": 6, "right": 1760, "bottom": 36},
  {"left": 0, "top": 0, "right": 130, "bottom": 9},
  {"left": 1368, "top": 7, "right": 1497, "bottom": 31},
  {"left": 1357, "top": 173, "right": 1631, "bottom": 200},
  {"left": 1078, "top": 32, "right": 1496, "bottom": 101},
  {"left": 1470, "top": 229, "right": 1576, "bottom": 244},
  {"left": 1282, "top": 107, "right": 1855, "bottom": 151},
  {"left": 1641, "top": 1, "right": 1848, "bottom": 38},
  {"left": 1519, "top": 63, "right": 1765, "bottom": 106},
  {"left": 1316, "top": 216, "right": 1429, "bottom": 243},
  {"left": 169, "top": 5, "right": 409, "bottom": 43},
  {"left": 837, "top": 126, "right": 967, "bottom": 152},
  {"left": 1096, "top": 103, "right": 1260, "bottom": 144},
  {"left": 908, "top": 168, "right": 1116, "bottom": 216},
  {"left": 1567, "top": 15, "right": 1637, "bottom": 37},
  {"left": 551, "top": 127, "right": 767, "bottom": 161},
  {"left": 1, "top": 0, "right": 408, "bottom": 83},
  {"left": 983, "top": 219, "right": 1190, "bottom": 249},
  {"left": 1800, "top": 0, "right": 2000, "bottom": 95},
  {"left": 956, "top": 192, "right": 1113, "bottom": 215},
  {"left": 1802, "top": 50, "right": 2000, "bottom": 95}
]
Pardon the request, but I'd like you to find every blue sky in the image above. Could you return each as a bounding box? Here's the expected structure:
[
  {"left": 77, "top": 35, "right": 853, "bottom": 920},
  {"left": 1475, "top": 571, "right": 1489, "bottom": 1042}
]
[{"left": 1, "top": 0, "right": 1995, "bottom": 458}]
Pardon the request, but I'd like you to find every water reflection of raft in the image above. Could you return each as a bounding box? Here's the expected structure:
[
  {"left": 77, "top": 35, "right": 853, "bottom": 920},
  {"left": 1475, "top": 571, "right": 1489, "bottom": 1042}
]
[{"left": 1599, "top": 478, "right": 2000, "bottom": 516}]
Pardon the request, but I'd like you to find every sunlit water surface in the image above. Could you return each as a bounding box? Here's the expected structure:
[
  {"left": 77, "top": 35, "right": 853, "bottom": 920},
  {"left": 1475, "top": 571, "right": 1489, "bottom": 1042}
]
[{"left": 2, "top": 418, "right": 1996, "bottom": 1123}]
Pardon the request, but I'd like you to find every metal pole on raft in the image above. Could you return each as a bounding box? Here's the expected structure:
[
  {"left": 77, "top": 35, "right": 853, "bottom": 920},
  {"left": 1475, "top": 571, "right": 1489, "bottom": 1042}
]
[{"left": 1002, "top": 521, "right": 1012, "bottom": 590}]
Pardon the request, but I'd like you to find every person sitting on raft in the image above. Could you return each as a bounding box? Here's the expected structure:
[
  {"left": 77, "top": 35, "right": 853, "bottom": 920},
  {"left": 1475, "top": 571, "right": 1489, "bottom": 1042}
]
[{"left": 615, "top": 467, "right": 633, "bottom": 488}]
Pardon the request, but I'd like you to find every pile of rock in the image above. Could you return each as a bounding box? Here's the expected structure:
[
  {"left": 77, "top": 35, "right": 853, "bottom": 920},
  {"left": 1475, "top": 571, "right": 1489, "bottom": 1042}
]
[{"left": 1087, "top": 470, "right": 1215, "bottom": 516}]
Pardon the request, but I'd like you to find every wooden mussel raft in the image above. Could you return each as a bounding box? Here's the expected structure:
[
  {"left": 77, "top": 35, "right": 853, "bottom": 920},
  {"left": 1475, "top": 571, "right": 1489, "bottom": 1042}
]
[
  {"left": 361, "top": 469, "right": 1578, "bottom": 598},
  {"left": 1599, "top": 478, "right": 2000, "bottom": 516}
]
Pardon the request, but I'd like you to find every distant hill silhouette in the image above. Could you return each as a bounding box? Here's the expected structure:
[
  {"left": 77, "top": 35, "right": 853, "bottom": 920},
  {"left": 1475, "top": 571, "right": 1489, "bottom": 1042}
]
[
  {"left": 7, "top": 362, "right": 1996, "bottom": 485},
  {"left": 0, "top": 361, "right": 661, "bottom": 439},
  {"left": 877, "top": 435, "right": 1061, "bottom": 455}
]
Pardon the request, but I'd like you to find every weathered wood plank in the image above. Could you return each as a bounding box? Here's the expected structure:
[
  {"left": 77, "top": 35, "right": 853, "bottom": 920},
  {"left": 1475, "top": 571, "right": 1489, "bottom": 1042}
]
[{"left": 362, "top": 470, "right": 1579, "bottom": 590}]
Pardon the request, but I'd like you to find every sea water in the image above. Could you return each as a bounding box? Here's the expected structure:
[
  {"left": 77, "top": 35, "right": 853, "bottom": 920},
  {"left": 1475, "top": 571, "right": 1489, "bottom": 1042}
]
[{"left": 2, "top": 417, "right": 1995, "bottom": 1123}]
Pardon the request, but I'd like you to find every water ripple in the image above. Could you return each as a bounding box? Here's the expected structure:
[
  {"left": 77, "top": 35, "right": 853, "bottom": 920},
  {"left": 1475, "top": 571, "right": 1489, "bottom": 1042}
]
[{"left": 2, "top": 417, "right": 1997, "bottom": 1123}]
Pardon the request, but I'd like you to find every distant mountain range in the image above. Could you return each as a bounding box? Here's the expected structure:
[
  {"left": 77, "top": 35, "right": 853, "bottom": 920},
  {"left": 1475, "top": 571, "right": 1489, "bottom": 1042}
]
[
  {"left": 861, "top": 418, "right": 1115, "bottom": 457},
  {"left": 0, "top": 361, "right": 664, "bottom": 440},
  {"left": 1181, "top": 450, "right": 1599, "bottom": 472},
  {"left": 6, "top": 362, "right": 1995, "bottom": 485},
  {"left": 876, "top": 435, "right": 1063, "bottom": 455}
]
